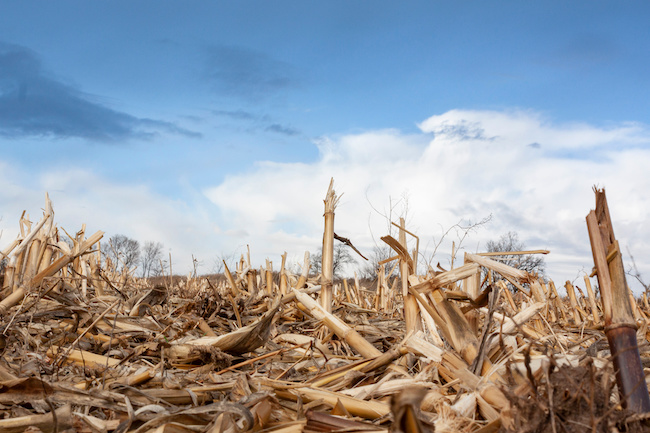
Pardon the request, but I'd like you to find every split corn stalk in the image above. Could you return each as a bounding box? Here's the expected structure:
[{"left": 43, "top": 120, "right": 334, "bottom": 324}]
[{"left": 586, "top": 187, "right": 650, "bottom": 412}]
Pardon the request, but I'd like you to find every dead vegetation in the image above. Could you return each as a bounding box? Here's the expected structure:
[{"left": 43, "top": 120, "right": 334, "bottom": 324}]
[{"left": 0, "top": 188, "right": 649, "bottom": 433}]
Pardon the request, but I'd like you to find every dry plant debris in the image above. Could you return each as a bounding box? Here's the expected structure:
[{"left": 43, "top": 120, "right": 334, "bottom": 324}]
[{"left": 0, "top": 190, "right": 649, "bottom": 433}]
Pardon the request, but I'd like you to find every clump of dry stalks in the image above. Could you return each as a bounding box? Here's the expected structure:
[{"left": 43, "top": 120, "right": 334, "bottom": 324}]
[
  {"left": 502, "top": 347, "right": 645, "bottom": 433},
  {"left": 0, "top": 188, "right": 649, "bottom": 433}
]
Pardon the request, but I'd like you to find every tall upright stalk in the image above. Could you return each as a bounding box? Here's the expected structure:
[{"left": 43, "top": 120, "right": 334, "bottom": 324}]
[
  {"left": 586, "top": 187, "right": 650, "bottom": 412},
  {"left": 321, "top": 178, "right": 339, "bottom": 313},
  {"left": 399, "top": 218, "right": 420, "bottom": 334}
]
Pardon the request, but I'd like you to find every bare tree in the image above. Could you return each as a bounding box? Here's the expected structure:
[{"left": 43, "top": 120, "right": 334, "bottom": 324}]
[
  {"left": 420, "top": 215, "right": 492, "bottom": 272},
  {"left": 485, "top": 231, "right": 546, "bottom": 277},
  {"left": 366, "top": 193, "right": 410, "bottom": 248},
  {"left": 366, "top": 193, "right": 492, "bottom": 276},
  {"left": 359, "top": 245, "right": 393, "bottom": 280},
  {"left": 212, "top": 251, "right": 238, "bottom": 275},
  {"left": 311, "top": 244, "right": 356, "bottom": 279},
  {"left": 104, "top": 234, "right": 140, "bottom": 273},
  {"left": 141, "top": 241, "right": 164, "bottom": 278},
  {"left": 361, "top": 194, "right": 411, "bottom": 280}
]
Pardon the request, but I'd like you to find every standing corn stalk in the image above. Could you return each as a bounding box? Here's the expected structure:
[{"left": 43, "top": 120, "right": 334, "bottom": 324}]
[
  {"left": 265, "top": 259, "right": 273, "bottom": 295},
  {"left": 382, "top": 219, "right": 420, "bottom": 335},
  {"left": 321, "top": 178, "right": 340, "bottom": 313},
  {"left": 399, "top": 218, "right": 421, "bottom": 334},
  {"left": 586, "top": 187, "right": 650, "bottom": 412},
  {"left": 279, "top": 252, "right": 288, "bottom": 295}
]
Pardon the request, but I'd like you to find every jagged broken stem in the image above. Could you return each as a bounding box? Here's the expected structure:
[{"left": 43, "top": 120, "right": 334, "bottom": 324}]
[{"left": 586, "top": 187, "right": 650, "bottom": 413}]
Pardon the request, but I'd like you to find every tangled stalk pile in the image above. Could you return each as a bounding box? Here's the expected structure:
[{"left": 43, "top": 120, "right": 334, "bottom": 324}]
[{"left": 0, "top": 190, "right": 649, "bottom": 433}]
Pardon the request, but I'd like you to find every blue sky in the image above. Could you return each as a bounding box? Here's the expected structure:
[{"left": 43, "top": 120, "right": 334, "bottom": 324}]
[{"left": 1, "top": 2, "right": 650, "bottom": 291}]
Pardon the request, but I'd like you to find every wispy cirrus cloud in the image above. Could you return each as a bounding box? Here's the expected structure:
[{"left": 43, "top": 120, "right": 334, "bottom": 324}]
[
  {"left": 0, "top": 42, "right": 199, "bottom": 142},
  {"left": 265, "top": 123, "right": 300, "bottom": 136},
  {"left": 211, "top": 108, "right": 302, "bottom": 137},
  {"left": 205, "top": 44, "right": 299, "bottom": 102},
  {"left": 211, "top": 109, "right": 266, "bottom": 122},
  {"left": 205, "top": 46, "right": 303, "bottom": 137}
]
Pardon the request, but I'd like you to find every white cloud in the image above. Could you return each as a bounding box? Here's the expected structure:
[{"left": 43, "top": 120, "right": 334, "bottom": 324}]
[
  {"left": 419, "top": 109, "right": 648, "bottom": 151},
  {"left": 3, "top": 109, "right": 650, "bottom": 293},
  {"left": 205, "top": 109, "right": 650, "bottom": 292},
  {"left": 0, "top": 168, "right": 217, "bottom": 275}
]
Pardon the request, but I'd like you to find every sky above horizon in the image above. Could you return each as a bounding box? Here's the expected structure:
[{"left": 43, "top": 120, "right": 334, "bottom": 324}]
[{"left": 1, "top": 2, "right": 650, "bottom": 292}]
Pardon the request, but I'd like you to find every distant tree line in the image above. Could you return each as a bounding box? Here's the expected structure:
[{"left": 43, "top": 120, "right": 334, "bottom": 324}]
[
  {"left": 98, "top": 230, "right": 546, "bottom": 283},
  {"left": 103, "top": 234, "right": 166, "bottom": 278}
]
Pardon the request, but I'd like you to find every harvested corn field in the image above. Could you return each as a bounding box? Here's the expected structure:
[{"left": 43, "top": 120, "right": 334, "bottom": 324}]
[{"left": 1, "top": 187, "right": 649, "bottom": 433}]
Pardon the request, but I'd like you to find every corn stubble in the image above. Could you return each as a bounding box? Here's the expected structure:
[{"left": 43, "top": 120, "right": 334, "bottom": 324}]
[{"left": 0, "top": 186, "right": 649, "bottom": 433}]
